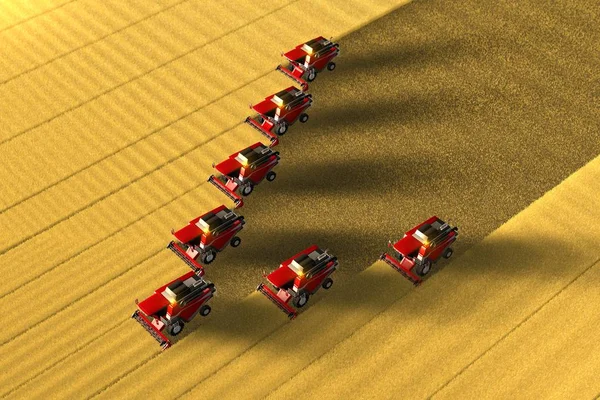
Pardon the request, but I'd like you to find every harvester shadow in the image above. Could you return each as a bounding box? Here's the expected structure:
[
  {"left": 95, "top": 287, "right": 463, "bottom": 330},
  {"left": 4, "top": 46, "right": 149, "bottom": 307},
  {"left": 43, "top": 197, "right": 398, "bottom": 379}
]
[
  {"left": 301, "top": 90, "right": 452, "bottom": 135},
  {"left": 337, "top": 38, "right": 465, "bottom": 77}
]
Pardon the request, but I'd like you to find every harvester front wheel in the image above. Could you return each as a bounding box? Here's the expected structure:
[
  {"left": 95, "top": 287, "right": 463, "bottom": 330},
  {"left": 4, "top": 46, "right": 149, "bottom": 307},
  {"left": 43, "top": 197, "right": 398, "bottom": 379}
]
[
  {"left": 277, "top": 122, "right": 288, "bottom": 135},
  {"left": 322, "top": 278, "right": 334, "bottom": 289},
  {"left": 299, "top": 113, "right": 309, "bottom": 123},
  {"left": 327, "top": 62, "right": 336, "bottom": 71},
  {"left": 202, "top": 250, "right": 217, "bottom": 264},
  {"left": 199, "top": 305, "right": 211, "bottom": 317},
  {"left": 443, "top": 248, "right": 454, "bottom": 259},
  {"left": 241, "top": 184, "right": 254, "bottom": 196},
  {"left": 266, "top": 171, "right": 277, "bottom": 182},
  {"left": 168, "top": 320, "right": 184, "bottom": 336},
  {"left": 307, "top": 69, "right": 317, "bottom": 82},
  {"left": 416, "top": 260, "right": 432, "bottom": 277},
  {"left": 293, "top": 292, "right": 310, "bottom": 308}
]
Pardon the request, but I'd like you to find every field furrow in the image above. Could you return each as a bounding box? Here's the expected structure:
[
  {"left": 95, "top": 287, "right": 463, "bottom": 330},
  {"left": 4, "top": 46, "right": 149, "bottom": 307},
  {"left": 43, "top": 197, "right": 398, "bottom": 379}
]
[
  {"left": 0, "top": 0, "right": 185, "bottom": 84},
  {"left": 0, "top": 0, "right": 76, "bottom": 32}
]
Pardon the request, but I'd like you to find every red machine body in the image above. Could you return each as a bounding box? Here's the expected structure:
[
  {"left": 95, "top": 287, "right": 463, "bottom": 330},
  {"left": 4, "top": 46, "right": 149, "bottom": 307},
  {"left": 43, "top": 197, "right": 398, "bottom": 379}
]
[
  {"left": 276, "top": 36, "right": 340, "bottom": 91},
  {"left": 257, "top": 245, "right": 338, "bottom": 319},
  {"left": 380, "top": 216, "right": 458, "bottom": 285},
  {"left": 208, "top": 142, "right": 280, "bottom": 207},
  {"left": 132, "top": 270, "right": 216, "bottom": 350},
  {"left": 167, "top": 205, "right": 245, "bottom": 271},
  {"left": 245, "top": 86, "right": 313, "bottom": 146}
]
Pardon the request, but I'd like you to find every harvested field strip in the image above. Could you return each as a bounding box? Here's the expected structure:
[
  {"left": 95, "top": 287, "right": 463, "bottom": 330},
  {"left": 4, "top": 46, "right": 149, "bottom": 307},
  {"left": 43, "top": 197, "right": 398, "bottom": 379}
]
[
  {"left": 265, "top": 155, "right": 600, "bottom": 400},
  {"left": 434, "top": 259, "right": 600, "bottom": 399}
]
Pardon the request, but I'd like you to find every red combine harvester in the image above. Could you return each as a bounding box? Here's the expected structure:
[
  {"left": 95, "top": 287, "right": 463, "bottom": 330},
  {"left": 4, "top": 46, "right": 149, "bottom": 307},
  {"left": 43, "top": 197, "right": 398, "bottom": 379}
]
[
  {"left": 257, "top": 245, "right": 338, "bottom": 319},
  {"left": 167, "top": 205, "right": 245, "bottom": 271},
  {"left": 276, "top": 36, "right": 340, "bottom": 91},
  {"left": 132, "top": 270, "right": 216, "bottom": 350},
  {"left": 208, "top": 142, "right": 280, "bottom": 207},
  {"left": 245, "top": 86, "right": 313, "bottom": 146},
  {"left": 380, "top": 216, "right": 458, "bottom": 285}
]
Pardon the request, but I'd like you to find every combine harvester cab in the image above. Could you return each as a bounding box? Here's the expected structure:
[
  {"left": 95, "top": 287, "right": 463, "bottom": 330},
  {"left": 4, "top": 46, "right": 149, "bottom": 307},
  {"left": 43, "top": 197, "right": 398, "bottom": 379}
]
[
  {"left": 208, "top": 142, "right": 280, "bottom": 204},
  {"left": 132, "top": 270, "right": 216, "bottom": 350},
  {"left": 167, "top": 205, "right": 245, "bottom": 271},
  {"left": 276, "top": 36, "right": 340, "bottom": 91},
  {"left": 380, "top": 216, "right": 458, "bottom": 285},
  {"left": 257, "top": 245, "right": 338, "bottom": 319},
  {"left": 245, "top": 86, "right": 313, "bottom": 146}
]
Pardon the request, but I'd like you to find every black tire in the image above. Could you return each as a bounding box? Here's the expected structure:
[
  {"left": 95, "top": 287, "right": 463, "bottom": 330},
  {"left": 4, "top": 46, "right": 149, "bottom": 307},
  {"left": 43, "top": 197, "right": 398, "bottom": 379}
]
[
  {"left": 443, "top": 248, "right": 454, "bottom": 259},
  {"left": 199, "top": 305, "right": 211, "bottom": 317},
  {"left": 293, "top": 292, "right": 309, "bottom": 308},
  {"left": 307, "top": 69, "right": 317, "bottom": 82},
  {"left": 322, "top": 278, "right": 333, "bottom": 290},
  {"left": 201, "top": 250, "right": 216, "bottom": 264},
  {"left": 241, "top": 184, "right": 254, "bottom": 196},
  {"left": 277, "top": 122, "right": 288, "bottom": 135},
  {"left": 299, "top": 113, "right": 309, "bottom": 123},
  {"left": 230, "top": 236, "right": 241, "bottom": 248},
  {"left": 167, "top": 320, "right": 184, "bottom": 336},
  {"left": 266, "top": 171, "right": 276, "bottom": 182},
  {"left": 416, "top": 260, "right": 432, "bottom": 277},
  {"left": 327, "top": 62, "right": 336, "bottom": 71}
]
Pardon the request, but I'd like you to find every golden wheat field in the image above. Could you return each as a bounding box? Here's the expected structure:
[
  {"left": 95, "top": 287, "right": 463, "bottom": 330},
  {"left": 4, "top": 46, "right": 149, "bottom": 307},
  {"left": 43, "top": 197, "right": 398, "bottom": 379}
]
[{"left": 0, "top": 0, "right": 599, "bottom": 398}]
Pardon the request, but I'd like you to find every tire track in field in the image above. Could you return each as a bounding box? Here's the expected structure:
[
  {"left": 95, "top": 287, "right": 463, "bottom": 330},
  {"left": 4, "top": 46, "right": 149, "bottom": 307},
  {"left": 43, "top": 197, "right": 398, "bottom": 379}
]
[
  {"left": 429, "top": 256, "right": 600, "bottom": 399},
  {"left": 1, "top": 0, "right": 191, "bottom": 85},
  {"left": 0, "top": 0, "right": 79, "bottom": 33},
  {"left": 1, "top": 319, "right": 129, "bottom": 399},
  {"left": 0, "top": 67, "right": 270, "bottom": 216},
  {"left": 0, "top": 0, "right": 300, "bottom": 147}
]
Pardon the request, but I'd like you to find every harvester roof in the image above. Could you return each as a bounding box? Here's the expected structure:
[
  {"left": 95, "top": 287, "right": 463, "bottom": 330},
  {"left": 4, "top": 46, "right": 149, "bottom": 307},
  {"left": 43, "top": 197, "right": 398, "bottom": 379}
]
[
  {"left": 162, "top": 274, "right": 206, "bottom": 304},
  {"left": 412, "top": 218, "right": 447, "bottom": 244},
  {"left": 301, "top": 37, "right": 331, "bottom": 55},
  {"left": 196, "top": 207, "right": 237, "bottom": 234},
  {"left": 271, "top": 87, "right": 304, "bottom": 108},
  {"left": 234, "top": 143, "right": 272, "bottom": 167}
]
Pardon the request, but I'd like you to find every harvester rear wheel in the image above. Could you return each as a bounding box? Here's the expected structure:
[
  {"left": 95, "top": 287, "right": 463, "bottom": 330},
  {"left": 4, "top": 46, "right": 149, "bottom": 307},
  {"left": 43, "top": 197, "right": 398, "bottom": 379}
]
[
  {"left": 277, "top": 122, "right": 288, "bottom": 135},
  {"left": 266, "top": 171, "right": 277, "bottom": 182},
  {"left": 202, "top": 250, "right": 217, "bottom": 264},
  {"left": 299, "top": 113, "right": 309, "bottom": 123},
  {"left": 322, "top": 278, "right": 334, "bottom": 289},
  {"left": 199, "top": 305, "right": 211, "bottom": 317},
  {"left": 327, "top": 62, "right": 336, "bottom": 71},
  {"left": 307, "top": 69, "right": 317, "bottom": 81},
  {"left": 230, "top": 236, "right": 242, "bottom": 247},
  {"left": 241, "top": 184, "right": 254, "bottom": 196},
  {"left": 293, "top": 292, "right": 309, "bottom": 308},
  {"left": 416, "top": 260, "right": 432, "bottom": 277},
  {"left": 168, "top": 320, "right": 184, "bottom": 336},
  {"left": 443, "top": 248, "right": 454, "bottom": 259}
]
